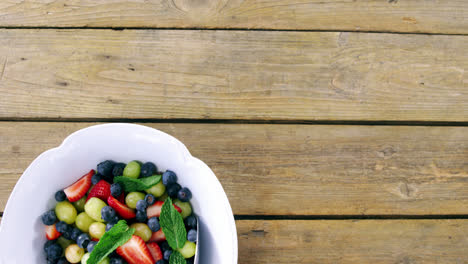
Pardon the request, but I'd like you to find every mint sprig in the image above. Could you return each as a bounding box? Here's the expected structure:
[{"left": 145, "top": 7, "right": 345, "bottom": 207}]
[
  {"left": 87, "top": 220, "right": 135, "bottom": 264},
  {"left": 170, "top": 251, "right": 187, "bottom": 264},
  {"left": 160, "top": 197, "right": 187, "bottom": 249},
  {"left": 114, "top": 175, "right": 161, "bottom": 192}
]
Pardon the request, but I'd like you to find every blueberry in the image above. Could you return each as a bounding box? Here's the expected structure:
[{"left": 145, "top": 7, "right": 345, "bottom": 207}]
[
  {"left": 76, "top": 233, "right": 90, "bottom": 249},
  {"left": 144, "top": 194, "right": 156, "bottom": 205},
  {"left": 87, "top": 240, "right": 98, "bottom": 252},
  {"left": 47, "top": 243, "right": 63, "bottom": 260},
  {"left": 162, "top": 170, "right": 177, "bottom": 186},
  {"left": 70, "top": 227, "right": 82, "bottom": 241},
  {"left": 136, "top": 200, "right": 147, "bottom": 211},
  {"left": 62, "top": 227, "right": 73, "bottom": 240},
  {"left": 112, "top": 163, "right": 126, "bottom": 177},
  {"left": 110, "top": 183, "right": 123, "bottom": 198},
  {"left": 163, "top": 249, "right": 172, "bottom": 261},
  {"left": 156, "top": 260, "right": 167, "bottom": 264},
  {"left": 187, "top": 229, "right": 197, "bottom": 242},
  {"left": 167, "top": 183, "right": 181, "bottom": 198},
  {"left": 140, "top": 162, "right": 157, "bottom": 177},
  {"left": 54, "top": 190, "right": 67, "bottom": 202},
  {"left": 109, "top": 215, "right": 119, "bottom": 224},
  {"left": 159, "top": 241, "right": 171, "bottom": 252},
  {"left": 187, "top": 258, "right": 194, "bottom": 264},
  {"left": 106, "top": 222, "right": 115, "bottom": 231},
  {"left": 185, "top": 215, "right": 197, "bottom": 230},
  {"left": 135, "top": 210, "right": 147, "bottom": 223},
  {"left": 41, "top": 210, "right": 57, "bottom": 226},
  {"left": 110, "top": 257, "right": 125, "bottom": 264},
  {"left": 177, "top": 187, "right": 192, "bottom": 202},
  {"left": 91, "top": 173, "right": 103, "bottom": 185},
  {"left": 97, "top": 160, "right": 115, "bottom": 176},
  {"left": 56, "top": 257, "right": 69, "bottom": 264},
  {"left": 55, "top": 221, "right": 69, "bottom": 233},
  {"left": 44, "top": 240, "right": 56, "bottom": 253},
  {"left": 147, "top": 217, "right": 160, "bottom": 232},
  {"left": 109, "top": 251, "right": 119, "bottom": 258},
  {"left": 101, "top": 206, "right": 117, "bottom": 222}
]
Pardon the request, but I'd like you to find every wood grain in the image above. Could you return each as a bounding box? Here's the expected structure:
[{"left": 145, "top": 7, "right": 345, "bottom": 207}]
[
  {"left": 0, "top": 0, "right": 467, "bottom": 34},
  {"left": 237, "top": 220, "right": 468, "bottom": 263},
  {"left": 1, "top": 122, "right": 467, "bottom": 215},
  {"left": 0, "top": 29, "right": 467, "bottom": 122}
]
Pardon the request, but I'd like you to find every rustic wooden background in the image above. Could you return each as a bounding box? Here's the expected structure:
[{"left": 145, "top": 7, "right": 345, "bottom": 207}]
[{"left": 0, "top": 1, "right": 467, "bottom": 263}]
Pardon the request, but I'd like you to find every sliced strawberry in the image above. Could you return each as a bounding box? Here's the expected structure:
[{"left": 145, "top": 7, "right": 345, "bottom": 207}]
[
  {"left": 148, "top": 229, "right": 166, "bottom": 243},
  {"left": 91, "top": 238, "right": 99, "bottom": 242},
  {"left": 87, "top": 180, "right": 111, "bottom": 202},
  {"left": 64, "top": 169, "right": 94, "bottom": 202},
  {"left": 117, "top": 192, "right": 125, "bottom": 203},
  {"left": 146, "top": 201, "right": 182, "bottom": 218},
  {"left": 116, "top": 235, "right": 154, "bottom": 264},
  {"left": 45, "top": 223, "right": 61, "bottom": 240},
  {"left": 107, "top": 195, "right": 136, "bottom": 219},
  {"left": 147, "top": 242, "right": 163, "bottom": 262}
]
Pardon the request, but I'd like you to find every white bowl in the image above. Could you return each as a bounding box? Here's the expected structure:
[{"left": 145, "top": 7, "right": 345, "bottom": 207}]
[{"left": 0, "top": 123, "right": 237, "bottom": 264}]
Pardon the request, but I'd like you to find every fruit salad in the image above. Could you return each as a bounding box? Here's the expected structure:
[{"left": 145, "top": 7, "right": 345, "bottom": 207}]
[{"left": 41, "top": 160, "right": 197, "bottom": 264}]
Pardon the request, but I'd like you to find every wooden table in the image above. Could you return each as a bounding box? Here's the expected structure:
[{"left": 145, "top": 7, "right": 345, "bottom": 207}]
[{"left": 0, "top": 1, "right": 467, "bottom": 263}]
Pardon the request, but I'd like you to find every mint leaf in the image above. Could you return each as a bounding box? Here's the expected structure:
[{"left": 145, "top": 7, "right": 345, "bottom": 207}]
[
  {"left": 170, "top": 251, "right": 187, "bottom": 264},
  {"left": 114, "top": 175, "right": 161, "bottom": 192},
  {"left": 87, "top": 220, "right": 135, "bottom": 264},
  {"left": 160, "top": 197, "right": 187, "bottom": 249}
]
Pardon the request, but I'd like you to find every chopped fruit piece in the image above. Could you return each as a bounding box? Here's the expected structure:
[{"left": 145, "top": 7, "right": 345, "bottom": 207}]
[
  {"left": 87, "top": 180, "right": 111, "bottom": 202},
  {"left": 75, "top": 212, "right": 94, "bottom": 233},
  {"left": 65, "top": 244, "right": 85, "bottom": 263},
  {"left": 162, "top": 171, "right": 177, "bottom": 186},
  {"left": 130, "top": 223, "right": 152, "bottom": 242},
  {"left": 87, "top": 240, "right": 97, "bottom": 253},
  {"left": 116, "top": 235, "right": 154, "bottom": 264},
  {"left": 185, "top": 215, "right": 197, "bottom": 230},
  {"left": 97, "top": 160, "right": 116, "bottom": 180},
  {"left": 108, "top": 195, "right": 136, "bottom": 219},
  {"left": 177, "top": 187, "right": 192, "bottom": 202},
  {"left": 47, "top": 243, "right": 63, "bottom": 261},
  {"left": 144, "top": 194, "right": 156, "bottom": 205},
  {"left": 147, "top": 242, "right": 163, "bottom": 262},
  {"left": 146, "top": 201, "right": 182, "bottom": 219},
  {"left": 148, "top": 229, "right": 166, "bottom": 243},
  {"left": 64, "top": 170, "right": 94, "bottom": 202},
  {"left": 92, "top": 173, "right": 103, "bottom": 185},
  {"left": 145, "top": 182, "right": 166, "bottom": 198},
  {"left": 57, "top": 237, "right": 73, "bottom": 250},
  {"left": 89, "top": 222, "right": 107, "bottom": 240},
  {"left": 178, "top": 241, "right": 196, "bottom": 259},
  {"left": 136, "top": 210, "right": 147, "bottom": 223},
  {"left": 125, "top": 192, "right": 146, "bottom": 209},
  {"left": 110, "top": 183, "right": 123, "bottom": 198},
  {"left": 55, "top": 190, "right": 67, "bottom": 202},
  {"left": 76, "top": 233, "right": 90, "bottom": 249},
  {"left": 174, "top": 199, "right": 192, "bottom": 219},
  {"left": 101, "top": 206, "right": 117, "bottom": 222},
  {"left": 136, "top": 200, "right": 148, "bottom": 211},
  {"left": 140, "top": 162, "right": 157, "bottom": 178},
  {"left": 123, "top": 161, "right": 141, "bottom": 179},
  {"left": 70, "top": 227, "right": 82, "bottom": 241},
  {"left": 112, "top": 163, "right": 126, "bottom": 177},
  {"left": 45, "top": 223, "right": 61, "bottom": 240},
  {"left": 187, "top": 229, "right": 197, "bottom": 242},
  {"left": 84, "top": 197, "right": 107, "bottom": 222},
  {"left": 166, "top": 183, "right": 181, "bottom": 198},
  {"left": 163, "top": 249, "right": 172, "bottom": 260},
  {"left": 55, "top": 201, "right": 78, "bottom": 224},
  {"left": 41, "top": 210, "right": 57, "bottom": 226},
  {"left": 147, "top": 217, "right": 160, "bottom": 232},
  {"left": 73, "top": 197, "right": 86, "bottom": 212}
]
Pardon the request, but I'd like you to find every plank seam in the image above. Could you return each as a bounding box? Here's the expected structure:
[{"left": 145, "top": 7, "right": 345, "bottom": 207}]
[
  {"left": 234, "top": 215, "right": 468, "bottom": 220},
  {"left": 0, "top": 27, "right": 467, "bottom": 36}
]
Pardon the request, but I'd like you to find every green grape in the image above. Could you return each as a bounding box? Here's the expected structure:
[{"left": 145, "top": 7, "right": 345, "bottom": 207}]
[
  {"left": 84, "top": 197, "right": 106, "bottom": 222},
  {"left": 130, "top": 223, "right": 152, "bottom": 242},
  {"left": 174, "top": 199, "right": 192, "bottom": 219},
  {"left": 65, "top": 244, "right": 85, "bottom": 263},
  {"left": 89, "top": 222, "right": 106, "bottom": 240},
  {"left": 178, "top": 241, "right": 196, "bottom": 258},
  {"left": 125, "top": 192, "right": 146, "bottom": 209},
  {"left": 73, "top": 197, "right": 86, "bottom": 212},
  {"left": 158, "top": 192, "right": 169, "bottom": 202},
  {"left": 123, "top": 161, "right": 141, "bottom": 179},
  {"left": 75, "top": 212, "right": 95, "bottom": 233},
  {"left": 55, "top": 201, "right": 78, "bottom": 224},
  {"left": 145, "top": 181, "right": 166, "bottom": 197},
  {"left": 57, "top": 237, "right": 73, "bottom": 250},
  {"left": 82, "top": 254, "right": 110, "bottom": 264}
]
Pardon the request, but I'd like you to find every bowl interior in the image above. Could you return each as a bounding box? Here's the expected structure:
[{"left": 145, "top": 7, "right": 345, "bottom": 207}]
[{"left": 0, "top": 124, "right": 237, "bottom": 264}]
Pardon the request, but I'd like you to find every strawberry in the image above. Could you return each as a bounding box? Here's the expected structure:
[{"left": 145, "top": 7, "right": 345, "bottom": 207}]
[
  {"left": 91, "top": 238, "right": 99, "bottom": 242},
  {"left": 117, "top": 192, "right": 125, "bottom": 203},
  {"left": 107, "top": 195, "right": 136, "bottom": 219},
  {"left": 147, "top": 242, "right": 163, "bottom": 262},
  {"left": 116, "top": 235, "right": 154, "bottom": 264},
  {"left": 146, "top": 201, "right": 182, "bottom": 218},
  {"left": 64, "top": 169, "right": 94, "bottom": 202},
  {"left": 45, "top": 223, "right": 61, "bottom": 240},
  {"left": 87, "top": 180, "right": 111, "bottom": 202},
  {"left": 148, "top": 229, "right": 166, "bottom": 243}
]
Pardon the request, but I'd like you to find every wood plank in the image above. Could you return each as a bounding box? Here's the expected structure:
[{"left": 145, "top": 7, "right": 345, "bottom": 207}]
[
  {"left": 0, "top": 30, "right": 467, "bottom": 122},
  {"left": 237, "top": 220, "right": 468, "bottom": 263},
  {"left": 1, "top": 122, "right": 467, "bottom": 215},
  {"left": 0, "top": 1, "right": 467, "bottom": 34}
]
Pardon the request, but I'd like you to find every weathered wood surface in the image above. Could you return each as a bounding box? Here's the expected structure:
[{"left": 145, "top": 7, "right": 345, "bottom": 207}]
[
  {"left": 237, "top": 220, "right": 468, "bottom": 263},
  {"left": 0, "top": 0, "right": 467, "bottom": 34},
  {"left": 0, "top": 30, "right": 466, "bottom": 122},
  {"left": 1, "top": 122, "right": 467, "bottom": 215}
]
